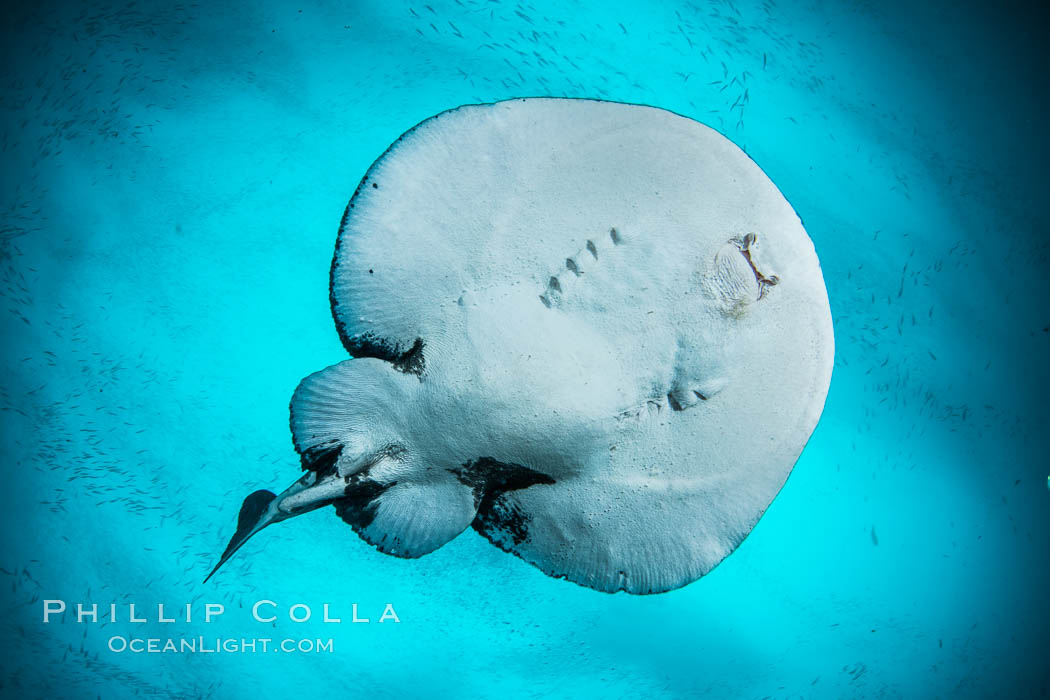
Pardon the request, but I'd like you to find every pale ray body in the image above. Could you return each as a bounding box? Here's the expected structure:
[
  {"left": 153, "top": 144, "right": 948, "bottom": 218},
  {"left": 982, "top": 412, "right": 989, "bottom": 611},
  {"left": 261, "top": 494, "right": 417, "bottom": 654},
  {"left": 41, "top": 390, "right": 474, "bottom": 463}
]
[{"left": 209, "top": 98, "right": 834, "bottom": 594}]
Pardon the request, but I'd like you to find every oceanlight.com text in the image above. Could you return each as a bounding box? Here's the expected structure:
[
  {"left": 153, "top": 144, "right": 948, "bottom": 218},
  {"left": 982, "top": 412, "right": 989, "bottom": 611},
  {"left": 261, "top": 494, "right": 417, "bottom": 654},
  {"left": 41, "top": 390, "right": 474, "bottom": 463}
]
[{"left": 107, "top": 636, "right": 334, "bottom": 654}]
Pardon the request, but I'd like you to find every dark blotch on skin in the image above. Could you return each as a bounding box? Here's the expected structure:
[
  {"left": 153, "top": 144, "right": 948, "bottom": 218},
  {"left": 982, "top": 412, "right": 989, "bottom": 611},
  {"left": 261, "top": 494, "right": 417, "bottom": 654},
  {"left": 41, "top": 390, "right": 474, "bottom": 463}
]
[
  {"left": 393, "top": 337, "right": 426, "bottom": 375},
  {"left": 339, "top": 331, "right": 426, "bottom": 377},
  {"left": 477, "top": 499, "right": 534, "bottom": 546},
  {"left": 298, "top": 440, "right": 343, "bottom": 475},
  {"left": 334, "top": 474, "right": 396, "bottom": 532},
  {"left": 452, "top": 457, "right": 555, "bottom": 546}
]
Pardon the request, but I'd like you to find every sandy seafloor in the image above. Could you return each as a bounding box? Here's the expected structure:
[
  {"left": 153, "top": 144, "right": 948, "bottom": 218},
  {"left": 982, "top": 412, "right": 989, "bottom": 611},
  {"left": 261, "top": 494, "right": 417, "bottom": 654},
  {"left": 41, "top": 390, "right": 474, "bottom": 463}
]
[{"left": 1, "top": 0, "right": 1048, "bottom": 698}]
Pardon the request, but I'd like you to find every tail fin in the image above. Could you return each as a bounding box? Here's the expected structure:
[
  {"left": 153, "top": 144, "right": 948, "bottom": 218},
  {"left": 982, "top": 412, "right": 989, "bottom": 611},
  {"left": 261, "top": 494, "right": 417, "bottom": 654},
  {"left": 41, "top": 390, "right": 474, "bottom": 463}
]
[{"left": 204, "top": 490, "right": 277, "bottom": 583}]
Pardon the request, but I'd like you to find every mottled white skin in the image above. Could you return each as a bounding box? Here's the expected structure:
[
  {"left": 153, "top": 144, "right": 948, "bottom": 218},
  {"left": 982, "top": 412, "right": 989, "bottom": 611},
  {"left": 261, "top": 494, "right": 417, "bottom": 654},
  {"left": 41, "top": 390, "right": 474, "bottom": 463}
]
[{"left": 288, "top": 98, "right": 834, "bottom": 594}]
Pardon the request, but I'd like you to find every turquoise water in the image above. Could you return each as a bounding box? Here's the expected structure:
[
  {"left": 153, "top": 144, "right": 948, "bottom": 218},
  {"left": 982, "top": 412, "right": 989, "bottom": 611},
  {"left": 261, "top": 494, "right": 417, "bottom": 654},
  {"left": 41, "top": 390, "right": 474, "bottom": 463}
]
[{"left": 2, "top": 1, "right": 1047, "bottom": 698}]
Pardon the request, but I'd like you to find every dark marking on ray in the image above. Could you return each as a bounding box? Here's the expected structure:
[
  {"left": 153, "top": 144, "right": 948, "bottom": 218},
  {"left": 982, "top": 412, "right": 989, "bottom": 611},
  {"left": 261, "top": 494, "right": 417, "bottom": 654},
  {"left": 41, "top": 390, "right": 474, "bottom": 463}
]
[
  {"left": 610, "top": 227, "right": 622, "bottom": 245},
  {"left": 452, "top": 457, "right": 556, "bottom": 507},
  {"left": 334, "top": 474, "right": 396, "bottom": 532},
  {"left": 393, "top": 337, "right": 426, "bottom": 375},
  {"left": 337, "top": 202, "right": 353, "bottom": 232},
  {"left": 475, "top": 497, "right": 533, "bottom": 546},
  {"left": 451, "top": 457, "right": 555, "bottom": 546},
  {"left": 336, "top": 331, "right": 427, "bottom": 377},
  {"left": 297, "top": 440, "right": 343, "bottom": 475},
  {"left": 667, "top": 392, "right": 684, "bottom": 411},
  {"left": 565, "top": 257, "right": 580, "bottom": 275},
  {"left": 586, "top": 239, "right": 598, "bottom": 258}
]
